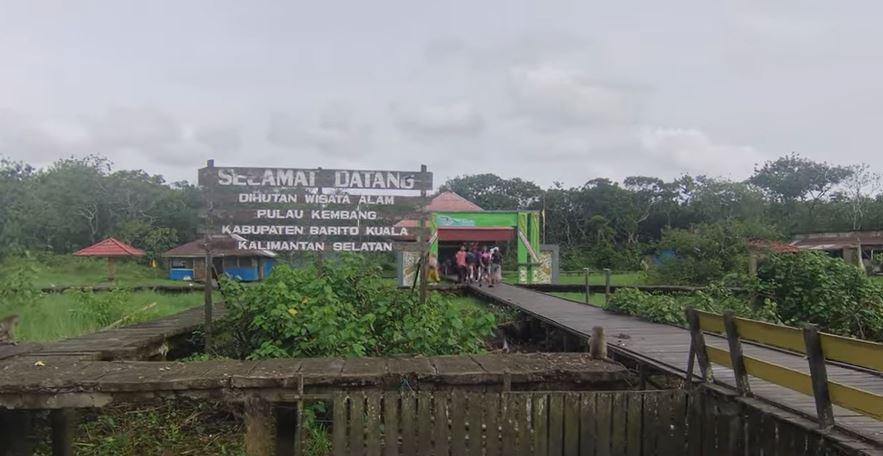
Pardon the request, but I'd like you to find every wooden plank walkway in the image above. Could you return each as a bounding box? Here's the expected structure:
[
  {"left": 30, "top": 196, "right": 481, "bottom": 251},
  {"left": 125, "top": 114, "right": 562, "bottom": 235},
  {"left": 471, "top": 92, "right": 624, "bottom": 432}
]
[
  {"left": 470, "top": 283, "right": 883, "bottom": 446},
  {"left": 0, "top": 303, "right": 224, "bottom": 361}
]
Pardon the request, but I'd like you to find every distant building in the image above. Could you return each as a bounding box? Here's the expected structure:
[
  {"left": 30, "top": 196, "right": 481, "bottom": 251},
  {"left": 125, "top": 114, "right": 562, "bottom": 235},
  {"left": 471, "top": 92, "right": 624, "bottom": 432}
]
[
  {"left": 790, "top": 231, "right": 883, "bottom": 271},
  {"left": 163, "top": 234, "right": 276, "bottom": 282}
]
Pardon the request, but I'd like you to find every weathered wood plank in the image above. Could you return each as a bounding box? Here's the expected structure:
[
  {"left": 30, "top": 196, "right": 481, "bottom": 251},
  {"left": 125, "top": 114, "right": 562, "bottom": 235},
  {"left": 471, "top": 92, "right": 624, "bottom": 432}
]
[
  {"left": 350, "top": 392, "right": 365, "bottom": 456},
  {"left": 549, "top": 393, "right": 565, "bottom": 456},
  {"left": 467, "top": 392, "right": 483, "bottom": 456},
  {"left": 400, "top": 393, "right": 417, "bottom": 456},
  {"left": 244, "top": 397, "right": 274, "bottom": 456},
  {"left": 417, "top": 392, "right": 433, "bottom": 455},
  {"left": 383, "top": 392, "right": 399, "bottom": 456},
  {"left": 563, "top": 392, "right": 580, "bottom": 456},
  {"left": 365, "top": 392, "right": 382, "bottom": 456},
  {"left": 685, "top": 391, "right": 703, "bottom": 456},
  {"left": 514, "top": 394, "right": 531, "bottom": 456},
  {"left": 595, "top": 392, "right": 613, "bottom": 456},
  {"left": 433, "top": 391, "right": 449, "bottom": 456},
  {"left": 485, "top": 392, "right": 502, "bottom": 456},
  {"left": 333, "top": 394, "right": 348, "bottom": 456},
  {"left": 625, "top": 392, "right": 642, "bottom": 456},
  {"left": 610, "top": 392, "right": 628, "bottom": 455},
  {"left": 641, "top": 392, "right": 658, "bottom": 456},
  {"left": 580, "top": 392, "right": 597, "bottom": 456},
  {"left": 533, "top": 393, "right": 549, "bottom": 456},
  {"left": 450, "top": 390, "right": 466, "bottom": 456},
  {"left": 502, "top": 394, "right": 517, "bottom": 456}
]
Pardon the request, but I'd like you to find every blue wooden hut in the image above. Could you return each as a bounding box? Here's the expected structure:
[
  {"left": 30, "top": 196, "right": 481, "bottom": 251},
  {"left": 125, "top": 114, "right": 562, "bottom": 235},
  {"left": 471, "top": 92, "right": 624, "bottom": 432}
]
[{"left": 162, "top": 234, "right": 275, "bottom": 282}]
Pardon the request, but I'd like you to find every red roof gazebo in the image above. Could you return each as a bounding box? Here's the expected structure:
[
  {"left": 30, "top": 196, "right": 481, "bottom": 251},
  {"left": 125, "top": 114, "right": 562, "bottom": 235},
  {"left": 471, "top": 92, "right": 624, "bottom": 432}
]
[{"left": 73, "top": 238, "right": 145, "bottom": 281}]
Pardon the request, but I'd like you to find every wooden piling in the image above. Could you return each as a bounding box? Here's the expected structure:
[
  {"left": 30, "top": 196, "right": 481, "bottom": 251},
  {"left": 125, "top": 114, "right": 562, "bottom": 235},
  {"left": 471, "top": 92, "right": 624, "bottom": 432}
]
[{"left": 244, "top": 397, "right": 275, "bottom": 456}]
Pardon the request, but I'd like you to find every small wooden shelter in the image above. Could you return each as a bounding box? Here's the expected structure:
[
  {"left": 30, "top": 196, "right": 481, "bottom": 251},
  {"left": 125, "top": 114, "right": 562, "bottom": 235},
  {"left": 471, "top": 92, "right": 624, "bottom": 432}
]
[
  {"left": 163, "top": 234, "right": 276, "bottom": 282},
  {"left": 73, "top": 238, "right": 145, "bottom": 281}
]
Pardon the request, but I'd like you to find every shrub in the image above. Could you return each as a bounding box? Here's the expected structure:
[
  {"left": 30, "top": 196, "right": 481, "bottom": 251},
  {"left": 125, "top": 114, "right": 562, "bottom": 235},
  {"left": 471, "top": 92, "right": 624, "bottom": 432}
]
[
  {"left": 758, "top": 251, "right": 883, "bottom": 340},
  {"left": 648, "top": 220, "right": 777, "bottom": 285},
  {"left": 606, "top": 284, "right": 778, "bottom": 327},
  {"left": 221, "top": 255, "right": 497, "bottom": 359},
  {"left": 68, "top": 288, "right": 132, "bottom": 328}
]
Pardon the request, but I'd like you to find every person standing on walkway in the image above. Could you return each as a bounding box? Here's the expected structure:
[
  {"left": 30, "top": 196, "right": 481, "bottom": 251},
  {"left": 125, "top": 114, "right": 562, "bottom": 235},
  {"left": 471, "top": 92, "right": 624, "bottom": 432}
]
[
  {"left": 455, "top": 245, "right": 468, "bottom": 284},
  {"left": 490, "top": 246, "right": 503, "bottom": 287}
]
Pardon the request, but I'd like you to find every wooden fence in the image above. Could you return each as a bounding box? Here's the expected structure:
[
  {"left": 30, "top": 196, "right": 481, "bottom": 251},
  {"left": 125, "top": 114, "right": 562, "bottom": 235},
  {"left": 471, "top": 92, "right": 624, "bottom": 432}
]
[
  {"left": 686, "top": 308, "right": 883, "bottom": 428},
  {"left": 328, "top": 390, "right": 688, "bottom": 456},
  {"left": 318, "top": 389, "right": 858, "bottom": 456}
]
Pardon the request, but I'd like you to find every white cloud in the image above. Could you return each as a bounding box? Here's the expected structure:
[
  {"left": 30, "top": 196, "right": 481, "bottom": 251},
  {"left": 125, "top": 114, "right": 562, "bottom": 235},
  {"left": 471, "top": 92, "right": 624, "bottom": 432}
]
[
  {"left": 509, "top": 63, "right": 643, "bottom": 127},
  {"left": 391, "top": 101, "right": 485, "bottom": 138},
  {"left": 639, "top": 127, "right": 765, "bottom": 178}
]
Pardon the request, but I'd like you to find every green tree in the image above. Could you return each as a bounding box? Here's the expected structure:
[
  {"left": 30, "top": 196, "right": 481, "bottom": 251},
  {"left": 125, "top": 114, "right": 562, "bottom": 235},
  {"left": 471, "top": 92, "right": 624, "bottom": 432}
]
[{"left": 441, "top": 173, "right": 542, "bottom": 209}]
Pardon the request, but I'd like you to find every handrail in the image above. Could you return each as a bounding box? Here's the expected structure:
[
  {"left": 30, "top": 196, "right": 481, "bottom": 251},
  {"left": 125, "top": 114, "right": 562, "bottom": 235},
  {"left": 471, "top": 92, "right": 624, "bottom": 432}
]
[
  {"left": 692, "top": 309, "right": 883, "bottom": 372},
  {"left": 687, "top": 308, "right": 883, "bottom": 428}
]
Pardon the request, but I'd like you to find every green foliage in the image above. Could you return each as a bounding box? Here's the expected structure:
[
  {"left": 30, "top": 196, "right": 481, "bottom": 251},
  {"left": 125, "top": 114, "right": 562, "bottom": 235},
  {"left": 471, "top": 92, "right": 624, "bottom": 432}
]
[
  {"left": 221, "top": 255, "right": 497, "bottom": 359},
  {"left": 0, "top": 154, "right": 200, "bottom": 256},
  {"left": 441, "top": 173, "right": 542, "bottom": 209},
  {"left": 67, "top": 288, "right": 134, "bottom": 328},
  {"left": 758, "top": 251, "right": 883, "bottom": 340},
  {"left": 649, "top": 220, "right": 778, "bottom": 285},
  {"left": 606, "top": 285, "right": 779, "bottom": 326}
]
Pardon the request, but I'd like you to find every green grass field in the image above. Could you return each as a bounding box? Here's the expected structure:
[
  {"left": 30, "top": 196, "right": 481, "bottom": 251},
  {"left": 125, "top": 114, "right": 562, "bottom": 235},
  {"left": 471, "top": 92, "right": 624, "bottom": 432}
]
[
  {"left": 2, "top": 254, "right": 179, "bottom": 288},
  {"left": 1, "top": 291, "right": 211, "bottom": 342},
  {"left": 549, "top": 291, "right": 608, "bottom": 307}
]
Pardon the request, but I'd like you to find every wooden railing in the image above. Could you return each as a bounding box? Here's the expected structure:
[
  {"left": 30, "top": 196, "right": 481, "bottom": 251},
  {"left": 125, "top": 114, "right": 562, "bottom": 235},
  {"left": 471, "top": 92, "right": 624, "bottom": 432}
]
[{"left": 686, "top": 308, "right": 883, "bottom": 428}]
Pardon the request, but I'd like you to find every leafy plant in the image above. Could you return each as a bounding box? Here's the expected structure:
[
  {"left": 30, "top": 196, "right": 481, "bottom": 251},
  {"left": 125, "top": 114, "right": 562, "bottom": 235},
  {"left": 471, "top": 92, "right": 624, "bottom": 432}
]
[
  {"left": 757, "top": 251, "right": 883, "bottom": 340},
  {"left": 68, "top": 288, "right": 132, "bottom": 328},
  {"left": 221, "top": 255, "right": 497, "bottom": 359},
  {"left": 606, "top": 284, "right": 779, "bottom": 327}
]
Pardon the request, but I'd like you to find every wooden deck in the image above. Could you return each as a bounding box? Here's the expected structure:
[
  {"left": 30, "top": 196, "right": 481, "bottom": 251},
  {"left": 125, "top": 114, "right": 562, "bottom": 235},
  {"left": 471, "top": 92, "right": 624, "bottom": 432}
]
[
  {"left": 0, "top": 303, "right": 224, "bottom": 361},
  {"left": 469, "top": 283, "right": 883, "bottom": 447},
  {"left": 0, "top": 353, "right": 628, "bottom": 409}
]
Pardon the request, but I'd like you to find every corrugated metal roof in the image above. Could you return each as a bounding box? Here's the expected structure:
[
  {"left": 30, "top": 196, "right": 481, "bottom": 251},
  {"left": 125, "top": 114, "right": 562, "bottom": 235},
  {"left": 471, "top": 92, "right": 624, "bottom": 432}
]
[
  {"left": 163, "top": 234, "right": 276, "bottom": 258},
  {"left": 73, "top": 238, "right": 145, "bottom": 257},
  {"left": 790, "top": 231, "right": 883, "bottom": 250}
]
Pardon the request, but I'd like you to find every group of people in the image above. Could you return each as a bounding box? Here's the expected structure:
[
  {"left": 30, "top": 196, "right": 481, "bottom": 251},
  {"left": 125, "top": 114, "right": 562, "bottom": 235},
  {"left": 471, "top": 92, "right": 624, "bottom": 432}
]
[{"left": 454, "top": 243, "right": 502, "bottom": 286}]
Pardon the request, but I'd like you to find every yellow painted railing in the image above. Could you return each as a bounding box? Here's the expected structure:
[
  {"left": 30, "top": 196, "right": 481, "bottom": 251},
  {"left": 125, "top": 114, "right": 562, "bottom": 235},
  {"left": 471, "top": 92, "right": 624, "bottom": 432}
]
[{"left": 689, "top": 310, "right": 883, "bottom": 425}]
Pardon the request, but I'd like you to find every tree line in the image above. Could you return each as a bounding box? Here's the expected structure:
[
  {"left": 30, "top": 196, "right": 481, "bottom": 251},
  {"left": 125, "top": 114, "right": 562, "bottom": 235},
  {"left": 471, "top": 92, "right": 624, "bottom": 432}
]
[
  {"left": 2, "top": 153, "right": 881, "bottom": 270},
  {"left": 442, "top": 153, "right": 883, "bottom": 270}
]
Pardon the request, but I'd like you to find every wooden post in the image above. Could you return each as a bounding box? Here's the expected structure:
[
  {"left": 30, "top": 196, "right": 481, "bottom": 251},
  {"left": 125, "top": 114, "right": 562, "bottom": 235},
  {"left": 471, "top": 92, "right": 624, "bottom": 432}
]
[
  {"left": 203, "top": 159, "right": 215, "bottom": 354},
  {"left": 603, "top": 268, "right": 611, "bottom": 306},
  {"left": 50, "top": 409, "right": 77, "bottom": 456},
  {"left": 106, "top": 257, "right": 115, "bottom": 282},
  {"left": 723, "top": 312, "right": 751, "bottom": 395},
  {"left": 245, "top": 397, "right": 275, "bottom": 456},
  {"left": 418, "top": 164, "right": 429, "bottom": 305},
  {"left": 686, "top": 308, "right": 714, "bottom": 382},
  {"left": 583, "top": 267, "right": 590, "bottom": 306},
  {"left": 803, "top": 324, "right": 835, "bottom": 428}
]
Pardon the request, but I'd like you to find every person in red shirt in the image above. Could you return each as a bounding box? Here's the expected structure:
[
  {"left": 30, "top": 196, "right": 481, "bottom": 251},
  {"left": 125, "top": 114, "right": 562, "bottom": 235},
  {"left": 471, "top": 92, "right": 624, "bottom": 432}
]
[{"left": 454, "top": 245, "right": 468, "bottom": 284}]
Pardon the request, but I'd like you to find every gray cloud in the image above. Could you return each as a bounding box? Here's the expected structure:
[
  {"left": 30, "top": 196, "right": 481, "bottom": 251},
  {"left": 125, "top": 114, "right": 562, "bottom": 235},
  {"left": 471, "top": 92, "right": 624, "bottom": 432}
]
[
  {"left": 508, "top": 62, "right": 644, "bottom": 127},
  {"left": 267, "top": 105, "right": 371, "bottom": 158},
  {"left": 391, "top": 102, "right": 485, "bottom": 138}
]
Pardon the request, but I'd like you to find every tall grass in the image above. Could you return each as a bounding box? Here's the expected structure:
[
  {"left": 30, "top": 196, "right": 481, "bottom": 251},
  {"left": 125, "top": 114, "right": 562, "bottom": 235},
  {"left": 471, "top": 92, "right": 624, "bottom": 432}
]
[{"left": 0, "top": 291, "right": 207, "bottom": 342}]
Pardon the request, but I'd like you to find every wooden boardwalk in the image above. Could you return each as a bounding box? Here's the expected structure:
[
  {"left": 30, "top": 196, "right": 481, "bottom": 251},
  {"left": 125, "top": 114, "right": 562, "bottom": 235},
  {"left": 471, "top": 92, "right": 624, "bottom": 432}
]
[
  {"left": 469, "top": 283, "right": 883, "bottom": 447},
  {"left": 0, "top": 303, "right": 225, "bottom": 361}
]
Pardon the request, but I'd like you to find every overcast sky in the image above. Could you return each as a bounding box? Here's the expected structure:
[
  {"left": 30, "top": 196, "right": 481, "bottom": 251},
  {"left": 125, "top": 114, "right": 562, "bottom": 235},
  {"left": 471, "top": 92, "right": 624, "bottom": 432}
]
[{"left": 1, "top": 1, "right": 881, "bottom": 188}]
